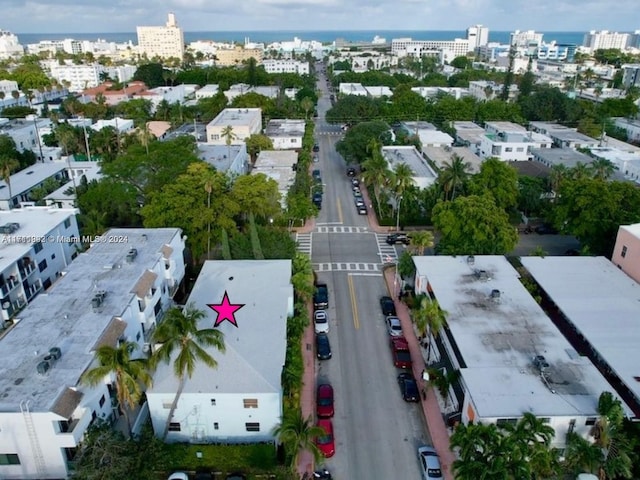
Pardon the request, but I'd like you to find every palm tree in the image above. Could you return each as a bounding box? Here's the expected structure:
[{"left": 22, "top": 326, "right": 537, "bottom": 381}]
[
  {"left": 549, "top": 164, "right": 569, "bottom": 193},
  {"left": 570, "top": 162, "right": 591, "bottom": 181},
  {"left": 300, "top": 97, "right": 314, "bottom": 120},
  {"left": 391, "top": 162, "right": 415, "bottom": 220},
  {"left": 361, "top": 139, "right": 391, "bottom": 215},
  {"left": 412, "top": 295, "right": 446, "bottom": 363},
  {"left": 589, "top": 158, "right": 616, "bottom": 180},
  {"left": 438, "top": 154, "right": 471, "bottom": 201},
  {"left": 593, "top": 392, "right": 633, "bottom": 480},
  {"left": 409, "top": 230, "right": 434, "bottom": 255},
  {"left": 272, "top": 410, "right": 324, "bottom": 468},
  {"left": 0, "top": 157, "right": 20, "bottom": 207},
  {"left": 564, "top": 432, "right": 603, "bottom": 476},
  {"left": 81, "top": 341, "right": 152, "bottom": 436},
  {"left": 150, "top": 303, "right": 226, "bottom": 440},
  {"left": 221, "top": 125, "right": 237, "bottom": 164},
  {"left": 137, "top": 123, "right": 153, "bottom": 156}
]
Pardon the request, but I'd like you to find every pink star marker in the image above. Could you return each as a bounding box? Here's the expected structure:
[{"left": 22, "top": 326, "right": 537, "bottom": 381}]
[{"left": 207, "top": 291, "right": 245, "bottom": 328}]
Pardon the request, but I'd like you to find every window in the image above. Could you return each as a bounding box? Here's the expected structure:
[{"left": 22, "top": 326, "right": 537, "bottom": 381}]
[
  {"left": 568, "top": 419, "right": 576, "bottom": 435},
  {"left": 585, "top": 417, "right": 597, "bottom": 426},
  {"left": 214, "top": 422, "right": 219, "bottom": 430},
  {"left": 168, "top": 422, "right": 181, "bottom": 432},
  {"left": 64, "top": 218, "right": 71, "bottom": 229},
  {"left": 162, "top": 401, "right": 172, "bottom": 409},
  {"left": 243, "top": 398, "right": 258, "bottom": 408},
  {"left": 496, "top": 418, "right": 517, "bottom": 426},
  {"left": 34, "top": 242, "right": 43, "bottom": 253},
  {"left": 621, "top": 246, "right": 628, "bottom": 258},
  {"left": 245, "top": 422, "right": 260, "bottom": 432},
  {"left": 211, "top": 134, "right": 220, "bottom": 141},
  {"left": 38, "top": 260, "right": 48, "bottom": 272},
  {"left": 516, "top": 147, "right": 524, "bottom": 152},
  {"left": 540, "top": 418, "right": 551, "bottom": 423},
  {"left": 0, "top": 454, "right": 20, "bottom": 465},
  {"left": 210, "top": 399, "right": 216, "bottom": 406},
  {"left": 505, "top": 147, "right": 513, "bottom": 152},
  {"left": 99, "top": 395, "right": 106, "bottom": 407}
]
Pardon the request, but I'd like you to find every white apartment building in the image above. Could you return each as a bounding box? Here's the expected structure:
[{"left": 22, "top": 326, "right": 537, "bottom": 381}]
[
  {"left": 452, "top": 121, "right": 486, "bottom": 152},
  {"left": 338, "top": 83, "right": 368, "bottom": 96},
  {"left": 0, "top": 30, "right": 24, "bottom": 59},
  {"left": 621, "top": 64, "right": 640, "bottom": 89},
  {"left": 265, "top": 119, "right": 305, "bottom": 150},
  {"left": 466, "top": 25, "right": 489, "bottom": 50},
  {"left": 90, "top": 117, "right": 134, "bottom": 134},
  {"left": 206, "top": 108, "right": 262, "bottom": 145},
  {"left": 0, "top": 117, "right": 51, "bottom": 154},
  {"left": 413, "top": 255, "right": 631, "bottom": 447},
  {"left": 590, "top": 147, "right": 640, "bottom": 183},
  {"left": 0, "top": 163, "right": 68, "bottom": 210},
  {"left": 137, "top": 13, "right": 185, "bottom": 60},
  {"left": 139, "top": 85, "right": 186, "bottom": 111},
  {"left": 480, "top": 122, "right": 552, "bottom": 161},
  {"left": 411, "top": 86, "right": 469, "bottom": 100},
  {"left": 510, "top": 30, "right": 544, "bottom": 48},
  {"left": 614, "top": 117, "right": 640, "bottom": 144},
  {"left": 468, "top": 80, "right": 519, "bottom": 101},
  {"left": 148, "top": 260, "right": 293, "bottom": 443},
  {"left": 45, "top": 162, "right": 103, "bottom": 209},
  {"left": 583, "top": 31, "right": 630, "bottom": 52},
  {"left": 0, "top": 79, "right": 19, "bottom": 96},
  {"left": 252, "top": 150, "right": 298, "bottom": 207},
  {"left": 224, "top": 84, "right": 278, "bottom": 103},
  {"left": 391, "top": 38, "right": 470, "bottom": 61},
  {"left": 381, "top": 146, "right": 437, "bottom": 189},
  {"left": 262, "top": 59, "right": 310, "bottom": 75},
  {"left": 0, "top": 228, "right": 185, "bottom": 479},
  {"left": 197, "top": 143, "right": 249, "bottom": 176},
  {"left": 47, "top": 62, "right": 136, "bottom": 93},
  {"left": 195, "top": 84, "right": 220, "bottom": 100},
  {"left": 0, "top": 207, "right": 79, "bottom": 321}
]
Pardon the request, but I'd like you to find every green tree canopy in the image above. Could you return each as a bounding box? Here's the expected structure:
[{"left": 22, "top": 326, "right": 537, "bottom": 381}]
[
  {"left": 132, "top": 63, "right": 167, "bottom": 88},
  {"left": 470, "top": 157, "right": 519, "bottom": 210},
  {"left": 244, "top": 133, "right": 273, "bottom": 163},
  {"left": 325, "top": 95, "right": 383, "bottom": 125},
  {"left": 335, "top": 120, "right": 390, "bottom": 164},
  {"left": 230, "top": 172, "right": 282, "bottom": 220}
]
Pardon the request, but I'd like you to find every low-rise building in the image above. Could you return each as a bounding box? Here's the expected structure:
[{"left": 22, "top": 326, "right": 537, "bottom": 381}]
[
  {"left": 80, "top": 81, "right": 148, "bottom": 106},
  {"left": 411, "top": 86, "right": 469, "bottom": 100},
  {"left": 223, "top": 84, "right": 280, "bottom": 103},
  {"left": 413, "top": 255, "right": 631, "bottom": 445},
  {"left": 147, "top": 259, "right": 293, "bottom": 443},
  {"left": 0, "top": 228, "right": 185, "bottom": 479},
  {"left": 381, "top": 146, "right": 437, "bottom": 189},
  {"left": 621, "top": 64, "right": 640, "bottom": 90},
  {"left": 364, "top": 86, "right": 393, "bottom": 98},
  {"left": 522, "top": 256, "right": 640, "bottom": 418},
  {"left": 452, "top": 121, "right": 485, "bottom": 152},
  {"left": 530, "top": 148, "right": 595, "bottom": 170},
  {"left": 206, "top": 108, "right": 262, "bottom": 145},
  {"left": 214, "top": 46, "right": 263, "bottom": 66},
  {"left": 613, "top": 117, "right": 640, "bottom": 144},
  {"left": 0, "top": 163, "right": 68, "bottom": 210},
  {"left": 480, "top": 129, "right": 552, "bottom": 161},
  {"left": 265, "top": 119, "right": 305, "bottom": 150},
  {"left": 262, "top": 59, "right": 309, "bottom": 75},
  {"left": 197, "top": 143, "right": 249, "bottom": 176},
  {"left": 138, "top": 85, "right": 186, "bottom": 111},
  {"left": 90, "top": 117, "right": 134, "bottom": 134},
  {"left": 422, "top": 146, "right": 483, "bottom": 174},
  {"left": 0, "top": 117, "right": 51, "bottom": 154},
  {"left": 469, "top": 80, "right": 519, "bottom": 101},
  {"left": 338, "top": 83, "right": 368, "bottom": 96},
  {"left": 612, "top": 223, "right": 640, "bottom": 284},
  {"left": 547, "top": 131, "right": 599, "bottom": 150},
  {"left": 0, "top": 206, "right": 79, "bottom": 321},
  {"left": 45, "top": 162, "right": 102, "bottom": 209},
  {"left": 47, "top": 62, "right": 136, "bottom": 93},
  {"left": 589, "top": 147, "right": 640, "bottom": 183},
  {"left": 195, "top": 84, "right": 220, "bottom": 100},
  {"left": 251, "top": 150, "right": 297, "bottom": 206}
]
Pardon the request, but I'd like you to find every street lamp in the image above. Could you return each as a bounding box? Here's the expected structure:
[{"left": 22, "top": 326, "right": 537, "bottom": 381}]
[
  {"left": 395, "top": 195, "right": 403, "bottom": 233},
  {"left": 394, "top": 195, "right": 403, "bottom": 299}
]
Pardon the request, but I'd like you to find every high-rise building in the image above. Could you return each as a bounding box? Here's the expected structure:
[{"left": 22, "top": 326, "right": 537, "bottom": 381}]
[
  {"left": 510, "top": 30, "right": 544, "bottom": 48},
  {"left": 467, "top": 25, "right": 489, "bottom": 50},
  {"left": 136, "top": 13, "right": 185, "bottom": 60},
  {"left": 583, "top": 30, "right": 630, "bottom": 51}
]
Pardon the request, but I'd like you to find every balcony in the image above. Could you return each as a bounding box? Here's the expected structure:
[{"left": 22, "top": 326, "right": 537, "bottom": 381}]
[
  {"left": 0, "top": 276, "right": 19, "bottom": 297},
  {"left": 57, "top": 408, "right": 92, "bottom": 447},
  {"left": 25, "top": 280, "right": 42, "bottom": 301},
  {"left": 19, "top": 262, "right": 35, "bottom": 279}
]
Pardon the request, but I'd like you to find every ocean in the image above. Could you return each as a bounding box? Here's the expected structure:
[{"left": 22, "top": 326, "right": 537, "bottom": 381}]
[{"left": 16, "top": 30, "right": 587, "bottom": 46}]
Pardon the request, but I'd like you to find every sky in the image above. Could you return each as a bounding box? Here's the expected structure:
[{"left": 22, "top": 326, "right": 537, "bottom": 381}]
[{"left": 2, "top": 0, "right": 639, "bottom": 33}]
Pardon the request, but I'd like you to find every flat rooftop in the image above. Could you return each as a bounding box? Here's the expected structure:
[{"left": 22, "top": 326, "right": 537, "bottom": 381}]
[
  {"left": 364, "top": 86, "right": 393, "bottom": 97},
  {"left": 453, "top": 121, "right": 484, "bottom": 133},
  {"left": 528, "top": 121, "right": 576, "bottom": 133},
  {"left": 381, "top": 146, "right": 437, "bottom": 179},
  {"left": 45, "top": 164, "right": 102, "bottom": 203},
  {"left": 485, "top": 121, "right": 527, "bottom": 133},
  {"left": 521, "top": 256, "right": 640, "bottom": 415},
  {"left": 0, "top": 163, "right": 66, "bottom": 200},
  {"left": 265, "top": 119, "right": 305, "bottom": 137},
  {"left": 0, "top": 228, "right": 182, "bottom": 413},
  {"left": 150, "top": 260, "right": 291, "bottom": 395},
  {"left": 253, "top": 150, "right": 297, "bottom": 169},
  {"left": 339, "top": 83, "right": 368, "bottom": 95},
  {"left": 422, "top": 146, "right": 482, "bottom": 174},
  {"left": 413, "top": 255, "right": 621, "bottom": 419},
  {"left": 402, "top": 121, "right": 437, "bottom": 132},
  {"left": 207, "top": 108, "right": 262, "bottom": 128},
  {"left": 197, "top": 84, "right": 220, "bottom": 93},
  {"left": 531, "top": 148, "right": 594, "bottom": 168},
  {"left": 198, "top": 144, "right": 246, "bottom": 172},
  {"left": 418, "top": 130, "right": 454, "bottom": 145},
  {"left": 600, "top": 136, "right": 640, "bottom": 154},
  {"left": 549, "top": 130, "right": 598, "bottom": 144},
  {"left": 486, "top": 131, "right": 552, "bottom": 144},
  {"left": 0, "top": 117, "right": 50, "bottom": 133},
  {"left": 0, "top": 206, "right": 78, "bottom": 272}
]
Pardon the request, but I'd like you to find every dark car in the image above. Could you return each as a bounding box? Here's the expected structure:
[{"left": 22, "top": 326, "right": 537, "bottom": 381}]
[
  {"left": 351, "top": 178, "right": 360, "bottom": 187},
  {"left": 380, "top": 296, "right": 396, "bottom": 316},
  {"left": 347, "top": 167, "right": 356, "bottom": 177},
  {"left": 313, "top": 193, "right": 322, "bottom": 208},
  {"left": 397, "top": 372, "right": 419, "bottom": 402},
  {"left": 225, "top": 475, "right": 247, "bottom": 480},
  {"left": 194, "top": 470, "right": 214, "bottom": 480},
  {"left": 312, "top": 169, "right": 321, "bottom": 181},
  {"left": 357, "top": 205, "right": 367, "bottom": 215},
  {"left": 317, "top": 383, "right": 334, "bottom": 418},
  {"left": 313, "top": 144, "right": 320, "bottom": 152},
  {"left": 535, "top": 224, "right": 559, "bottom": 235},
  {"left": 316, "top": 333, "right": 332, "bottom": 360},
  {"left": 386, "top": 233, "right": 411, "bottom": 245}
]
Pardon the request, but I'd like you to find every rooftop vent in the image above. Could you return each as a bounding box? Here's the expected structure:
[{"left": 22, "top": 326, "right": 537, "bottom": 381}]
[
  {"left": 490, "top": 289, "right": 501, "bottom": 299},
  {"left": 91, "top": 290, "right": 106, "bottom": 309},
  {"left": 474, "top": 269, "right": 490, "bottom": 281},
  {"left": 0, "top": 222, "right": 20, "bottom": 234},
  {"left": 49, "top": 347, "right": 62, "bottom": 360},
  {"left": 37, "top": 359, "right": 52, "bottom": 375},
  {"left": 533, "top": 355, "right": 550, "bottom": 372},
  {"left": 466, "top": 255, "right": 475, "bottom": 265},
  {"left": 126, "top": 248, "right": 138, "bottom": 263}
]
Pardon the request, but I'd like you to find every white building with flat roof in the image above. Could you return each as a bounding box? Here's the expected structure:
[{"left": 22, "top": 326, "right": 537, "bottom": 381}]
[
  {"left": 423, "top": 146, "right": 483, "bottom": 174},
  {"left": 90, "top": 117, "right": 134, "bottom": 134},
  {"left": 469, "top": 81, "right": 519, "bottom": 101},
  {"left": 0, "top": 207, "right": 79, "bottom": 322},
  {"left": 583, "top": 30, "right": 630, "bottom": 52},
  {"left": 589, "top": 147, "right": 640, "bottom": 183},
  {"left": 413, "top": 255, "right": 630, "bottom": 445},
  {"left": 467, "top": 25, "right": 489, "bottom": 50},
  {"left": 136, "top": 13, "right": 185, "bottom": 60},
  {"left": 263, "top": 59, "right": 310, "bottom": 75},
  {"left": 613, "top": 117, "right": 640, "bottom": 144},
  {"left": 147, "top": 259, "right": 293, "bottom": 443},
  {"left": 197, "top": 143, "right": 249, "bottom": 176},
  {"left": 0, "top": 163, "right": 68, "bottom": 210},
  {"left": 138, "top": 85, "right": 186, "bottom": 111},
  {"left": 338, "top": 83, "right": 368, "bottom": 96},
  {"left": 0, "top": 117, "right": 51, "bottom": 154},
  {"left": 381, "top": 146, "right": 437, "bottom": 189},
  {"left": 510, "top": 30, "right": 544, "bottom": 48},
  {"left": 206, "top": 108, "right": 262, "bottom": 145},
  {"left": 252, "top": 150, "right": 297, "bottom": 206},
  {"left": 521, "top": 256, "right": 640, "bottom": 418},
  {"left": 452, "top": 121, "right": 485, "bottom": 152},
  {"left": 481, "top": 122, "right": 552, "bottom": 161},
  {"left": 265, "top": 119, "right": 305, "bottom": 150},
  {"left": 0, "top": 228, "right": 185, "bottom": 479},
  {"left": 195, "top": 84, "right": 220, "bottom": 100},
  {"left": 411, "top": 86, "right": 469, "bottom": 100},
  {"left": 364, "top": 86, "right": 393, "bottom": 98}
]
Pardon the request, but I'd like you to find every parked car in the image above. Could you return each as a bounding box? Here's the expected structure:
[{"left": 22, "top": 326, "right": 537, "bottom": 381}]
[
  {"left": 313, "top": 283, "right": 329, "bottom": 309},
  {"left": 535, "top": 224, "right": 558, "bottom": 235},
  {"left": 354, "top": 193, "right": 363, "bottom": 203},
  {"left": 391, "top": 337, "right": 412, "bottom": 369},
  {"left": 352, "top": 186, "right": 361, "bottom": 196},
  {"left": 315, "top": 419, "right": 336, "bottom": 457},
  {"left": 351, "top": 177, "right": 359, "bottom": 186},
  {"left": 317, "top": 383, "right": 334, "bottom": 418},
  {"left": 194, "top": 470, "right": 214, "bottom": 480},
  {"left": 397, "top": 372, "right": 420, "bottom": 402},
  {"left": 312, "top": 169, "right": 321, "bottom": 181},
  {"left": 313, "top": 144, "right": 320, "bottom": 152},
  {"left": 347, "top": 167, "right": 356, "bottom": 177},
  {"left": 418, "top": 445, "right": 443, "bottom": 479},
  {"left": 386, "top": 316, "right": 403, "bottom": 337},
  {"left": 313, "top": 155, "right": 319, "bottom": 163},
  {"left": 379, "top": 296, "right": 396, "bottom": 316},
  {"left": 225, "top": 475, "right": 247, "bottom": 480},
  {"left": 168, "top": 473, "right": 189, "bottom": 480},
  {"left": 357, "top": 205, "right": 367, "bottom": 215},
  {"left": 316, "top": 333, "right": 332, "bottom": 360},
  {"left": 386, "top": 233, "right": 411, "bottom": 245},
  {"left": 313, "top": 193, "right": 323, "bottom": 208},
  {"left": 314, "top": 310, "right": 329, "bottom": 333},
  {"left": 355, "top": 197, "right": 365, "bottom": 207}
]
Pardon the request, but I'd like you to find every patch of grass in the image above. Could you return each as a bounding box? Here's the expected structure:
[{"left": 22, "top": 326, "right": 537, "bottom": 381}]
[{"left": 164, "top": 442, "right": 278, "bottom": 472}]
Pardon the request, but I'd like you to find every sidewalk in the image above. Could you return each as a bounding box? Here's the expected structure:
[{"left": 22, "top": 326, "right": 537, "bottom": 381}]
[
  {"left": 297, "top": 303, "right": 316, "bottom": 477},
  {"left": 383, "top": 267, "right": 457, "bottom": 480}
]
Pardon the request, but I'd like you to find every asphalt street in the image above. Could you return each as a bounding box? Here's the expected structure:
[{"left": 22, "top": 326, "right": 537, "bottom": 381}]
[{"left": 310, "top": 64, "right": 431, "bottom": 479}]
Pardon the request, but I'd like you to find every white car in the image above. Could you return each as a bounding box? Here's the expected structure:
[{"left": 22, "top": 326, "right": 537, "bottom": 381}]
[
  {"left": 386, "top": 316, "right": 403, "bottom": 337},
  {"left": 168, "top": 473, "right": 189, "bottom": 480},
  {"left": 314, "top": 310, "right": 329, "bottom": 333},
  {"left": 418, "top": 446, "right": 443, "bottom": 479}
]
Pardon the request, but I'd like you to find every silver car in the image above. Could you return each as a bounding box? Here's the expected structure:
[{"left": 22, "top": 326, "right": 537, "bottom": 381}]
[
  {"left": 418, "top": 446, "right": 443, "bottom": 480},
  {"left": 314, "top": 310, "right": 329, "bottom": 333},
  {"left": 386, "top": 316, "right": 403, "bottom": 337}
]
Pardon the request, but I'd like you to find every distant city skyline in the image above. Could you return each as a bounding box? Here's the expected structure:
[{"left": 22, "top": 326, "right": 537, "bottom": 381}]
[{"left": 2, "top": 0, "right": 639, "bottom": 34}]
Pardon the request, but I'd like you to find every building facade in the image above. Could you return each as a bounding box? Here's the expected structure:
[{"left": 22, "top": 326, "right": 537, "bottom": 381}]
[
  {"left": 265, "top": 119, "right": 305, "bottom": 150},
  {"left": 466, "top": 25, "right": 489, "bottom": 50},
  {"left": 137, "top": 13, "right": 185, "bottom": 60},
  {"left": 0, "top": 30, "right": 24, "bottom": 59},
  {"left": 583, "top": 31, "right": 630, "bottom": 51},
  {"left": 612, "top": 224, "right": 640, "bottom": 283},
  {"left": 262, "top": 59, "right": 310, "bottom": 75},
  {"left": 206, "top": 108, "right": 262, "bottom": 145}
]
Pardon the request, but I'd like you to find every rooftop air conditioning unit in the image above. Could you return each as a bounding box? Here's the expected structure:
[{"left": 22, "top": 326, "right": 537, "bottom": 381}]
[
  {"left": 466, "top": 255, "right": 475, "bottom": 265},
  {"left": 48, "top": 347, "right": 62, "bottom": 360},
  {"left": 533, "top": 355, "right": 550, "bottom": 372},
  {"left": 37, "top": 360, "right": 52, "bottom": 375},
  {"left": 490, "top": 289, "right": 501, "bottom": 299},
  {"left": 126, "top": 248, "right": 138, "bottom": 263}
]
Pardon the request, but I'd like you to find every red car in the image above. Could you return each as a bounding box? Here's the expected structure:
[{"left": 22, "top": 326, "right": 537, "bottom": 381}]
[
  {"left": 391, "top": 337, "right": 412, "bottom": 369},
  {"left": 317, "top": 384, "right": 334, "bottom": 418},
  {"left": 316, "top": 419, "right": 335, "bottom": 458}
]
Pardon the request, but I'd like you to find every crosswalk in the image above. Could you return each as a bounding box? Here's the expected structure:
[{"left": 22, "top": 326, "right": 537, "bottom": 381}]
[
  {"left": 295, "top": 233, "right": 312, "bottom": 256},
  {"left": 316, "top": 131, "right": 343, "bottom": 136},
  {"left": 313, "top": 262, "right": 382, "bottom": 272},
  {"left": 316, "top": 226, "right": 369, "bottom": 234},
  {"left": 375, "top": 233, "right": 398, "bottom": 264}
]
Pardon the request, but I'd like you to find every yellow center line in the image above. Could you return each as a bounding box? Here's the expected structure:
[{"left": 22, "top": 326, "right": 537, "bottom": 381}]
[
  {"left": 336, "top": 196, "right": 343, "bottom": 224},
  {"left": 348, "top": 274, "right": 360, "bottom": 330}
]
